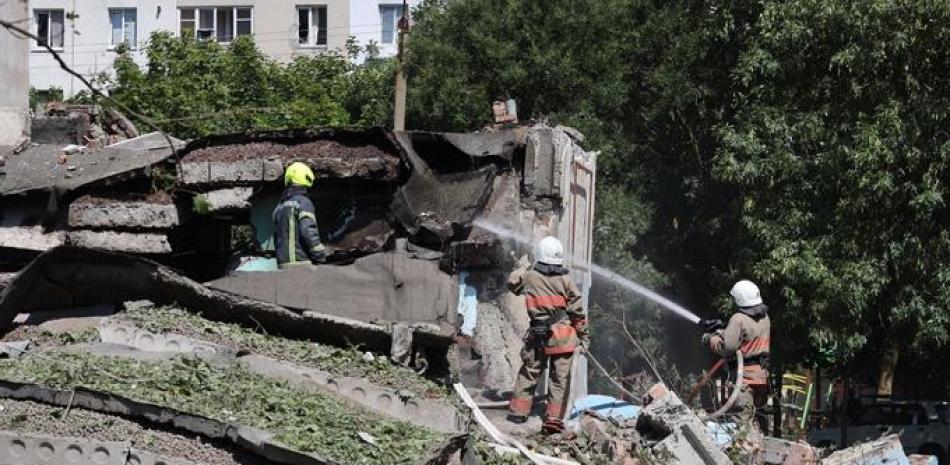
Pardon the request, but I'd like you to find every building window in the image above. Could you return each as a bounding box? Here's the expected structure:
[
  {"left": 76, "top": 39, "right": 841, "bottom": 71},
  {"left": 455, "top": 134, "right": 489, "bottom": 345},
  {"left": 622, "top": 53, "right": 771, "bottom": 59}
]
[
  {"left": 297, "top": 6, "right": 327, "bottom": 47},
  {"left": 179, "top": 7, "right": 252, "bottom": 42},
  {"left": 34, "top": 9, "right": 65, "bottom": 49},
  {"left": 110, "top": 9, "right": 137, "bottom": 48},
  {"left": 379, "top": 5, "right": 402, "bottom": 45}
]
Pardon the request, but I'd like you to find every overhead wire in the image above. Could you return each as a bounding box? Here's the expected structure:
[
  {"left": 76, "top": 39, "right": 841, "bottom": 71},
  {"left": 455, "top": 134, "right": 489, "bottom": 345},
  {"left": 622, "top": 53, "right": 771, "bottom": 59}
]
[{"left": 1, "top": 16, "right": 182, "bottom": 178}]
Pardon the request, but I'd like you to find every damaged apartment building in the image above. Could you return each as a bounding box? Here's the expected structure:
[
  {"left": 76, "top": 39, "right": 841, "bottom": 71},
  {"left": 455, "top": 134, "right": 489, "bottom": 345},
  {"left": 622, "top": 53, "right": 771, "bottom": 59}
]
[{"left": 0, "top": 121, "right": 597, "bottom": 399}]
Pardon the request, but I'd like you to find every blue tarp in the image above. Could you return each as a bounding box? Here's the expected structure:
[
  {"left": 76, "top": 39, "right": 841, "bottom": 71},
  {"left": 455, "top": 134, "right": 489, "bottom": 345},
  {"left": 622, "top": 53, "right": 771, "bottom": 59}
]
[{"left": 569, "top": 394, "right": 640, "bottom": 421}]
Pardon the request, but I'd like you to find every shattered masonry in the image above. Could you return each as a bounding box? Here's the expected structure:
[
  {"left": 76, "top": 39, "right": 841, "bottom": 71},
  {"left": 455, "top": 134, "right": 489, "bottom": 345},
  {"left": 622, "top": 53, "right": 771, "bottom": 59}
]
[{"left": 0, "top": 122, "right": 596, "bottom": 465}]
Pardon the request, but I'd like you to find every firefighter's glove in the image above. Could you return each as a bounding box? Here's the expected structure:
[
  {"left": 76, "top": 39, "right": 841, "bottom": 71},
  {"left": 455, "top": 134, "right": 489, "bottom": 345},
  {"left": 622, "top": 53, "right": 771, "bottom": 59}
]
[
  {"left": 699, "top": 318, "right": 725, "bottom": 333},
  {"left": 578, "top": 336, "right": 591, "bottom": 352},
  {"left": 701, "top": 332, "right": 723, "bottom": 350}
]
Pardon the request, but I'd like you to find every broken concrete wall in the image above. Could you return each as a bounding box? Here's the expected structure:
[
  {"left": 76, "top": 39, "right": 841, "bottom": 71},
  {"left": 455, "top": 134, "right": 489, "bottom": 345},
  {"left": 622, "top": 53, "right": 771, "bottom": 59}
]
[
  {"left": 0, "top": 0, "right": 29, "bottom": 148},
  {"left": 458, "top": 125, "right": 597, "bottom": 398}
]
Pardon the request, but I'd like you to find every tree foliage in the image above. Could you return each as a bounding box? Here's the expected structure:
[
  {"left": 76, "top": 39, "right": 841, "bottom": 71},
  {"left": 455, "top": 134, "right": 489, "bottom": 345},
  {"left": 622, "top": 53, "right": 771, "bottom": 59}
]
[
  {"left": 103, "top": 32, "right": 394, "bottom": 138},
  {"left": 407, "top": 0, "right": 950, "bottom": 390},
  {"left": 89, "top": 0, "right": 950, "bottom": 389},
  {"left": 714, "top": 0, "right": 950, "bottom": 376}
]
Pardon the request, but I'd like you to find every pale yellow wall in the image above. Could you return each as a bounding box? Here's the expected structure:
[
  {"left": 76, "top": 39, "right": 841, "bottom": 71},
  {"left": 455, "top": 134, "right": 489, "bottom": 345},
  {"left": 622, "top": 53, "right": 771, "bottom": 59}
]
[{"left": 176, "top": 0, "right": 350, "bottom": 60}]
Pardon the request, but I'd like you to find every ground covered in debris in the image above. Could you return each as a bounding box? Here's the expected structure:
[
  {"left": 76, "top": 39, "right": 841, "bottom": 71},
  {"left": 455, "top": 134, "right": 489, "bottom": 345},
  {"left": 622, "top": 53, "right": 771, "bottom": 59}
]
[
  {"left": 0, "top": 351, "right": 446, "bottom": 464},
  {"left": 0, "top": 398, "right": 276, "bottom": 465},
  {"left": 182, "top": 140, "right": 393, "bottom": 162},
  {"left": 114, "top": 305, "right": 450, "bottom": 399}
]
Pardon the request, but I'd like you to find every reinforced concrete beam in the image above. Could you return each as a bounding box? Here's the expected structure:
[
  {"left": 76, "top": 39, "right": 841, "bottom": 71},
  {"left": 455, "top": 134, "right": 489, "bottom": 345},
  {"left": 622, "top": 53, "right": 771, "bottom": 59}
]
[
  {"left": 68, "top": 195, "right": 181, "bottom": 229},
  {"left": 66, "top": 230, "right": 172, "bottom": 254}
]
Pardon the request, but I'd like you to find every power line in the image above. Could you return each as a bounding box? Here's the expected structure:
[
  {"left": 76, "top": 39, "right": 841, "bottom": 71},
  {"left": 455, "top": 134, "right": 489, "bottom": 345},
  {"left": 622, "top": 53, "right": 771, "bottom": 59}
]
[{"left": 0, "top": 16, "right": 181, "bottom": 179}]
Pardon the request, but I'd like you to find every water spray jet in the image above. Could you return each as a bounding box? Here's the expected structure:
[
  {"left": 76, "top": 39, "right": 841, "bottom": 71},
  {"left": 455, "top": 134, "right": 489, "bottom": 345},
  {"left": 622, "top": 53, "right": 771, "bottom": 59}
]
[{"left": 473, "top": 218, "right": 702, "bottom": 325}]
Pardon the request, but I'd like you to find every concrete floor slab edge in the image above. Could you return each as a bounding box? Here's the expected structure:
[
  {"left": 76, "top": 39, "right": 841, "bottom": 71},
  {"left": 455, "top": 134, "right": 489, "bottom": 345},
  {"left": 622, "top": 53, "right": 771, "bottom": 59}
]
[
  {"left": 0, "top": 380, "right": 333, "bottom": 465},
  {"left": 0, "top": 429, "right": 197, "bottom": 465},
  {"left": 97, "top": 322, "right": 462, "bottom": 432}
]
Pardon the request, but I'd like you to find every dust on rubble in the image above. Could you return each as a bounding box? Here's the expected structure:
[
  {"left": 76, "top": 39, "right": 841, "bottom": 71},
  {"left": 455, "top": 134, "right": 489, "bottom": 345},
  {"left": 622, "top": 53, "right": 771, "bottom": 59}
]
[{"left": 0, "top": 398, "right": 277, "bottom": 465}]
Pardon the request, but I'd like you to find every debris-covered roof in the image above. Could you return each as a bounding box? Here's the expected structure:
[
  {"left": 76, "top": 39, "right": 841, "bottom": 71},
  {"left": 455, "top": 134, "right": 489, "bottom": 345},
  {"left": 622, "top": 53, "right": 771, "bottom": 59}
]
[{"left": 0, "top": 132, "right": 182, "bottom": 196}]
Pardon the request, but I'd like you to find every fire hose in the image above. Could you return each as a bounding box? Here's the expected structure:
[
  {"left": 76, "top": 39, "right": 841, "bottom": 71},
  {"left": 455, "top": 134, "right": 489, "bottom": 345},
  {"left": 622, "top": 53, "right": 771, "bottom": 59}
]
[{"left": 698, "top": 350, "right": 744, "bottom": 420}]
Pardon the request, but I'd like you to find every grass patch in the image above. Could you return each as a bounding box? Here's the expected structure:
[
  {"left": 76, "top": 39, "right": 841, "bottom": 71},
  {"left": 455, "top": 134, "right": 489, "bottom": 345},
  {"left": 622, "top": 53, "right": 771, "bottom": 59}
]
[
  {"left": 0, "top": 352, "right": 445, "bottom": 465},
  {"left": 116, "top": 306, "right": 449, "bottom": 399}
]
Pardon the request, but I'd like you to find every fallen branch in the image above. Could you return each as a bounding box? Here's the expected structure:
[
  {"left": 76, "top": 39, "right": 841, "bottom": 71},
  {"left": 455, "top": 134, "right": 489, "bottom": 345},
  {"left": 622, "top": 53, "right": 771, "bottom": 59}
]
[{"left": 585, "top": 352, "right": 639, "bottom": 403}]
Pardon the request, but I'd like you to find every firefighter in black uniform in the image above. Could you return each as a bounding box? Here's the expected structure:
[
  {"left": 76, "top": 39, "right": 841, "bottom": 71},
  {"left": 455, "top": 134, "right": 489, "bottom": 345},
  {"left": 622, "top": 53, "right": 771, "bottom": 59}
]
[{"left": 273, "top": 162, "right": 326, "bottom": 267}]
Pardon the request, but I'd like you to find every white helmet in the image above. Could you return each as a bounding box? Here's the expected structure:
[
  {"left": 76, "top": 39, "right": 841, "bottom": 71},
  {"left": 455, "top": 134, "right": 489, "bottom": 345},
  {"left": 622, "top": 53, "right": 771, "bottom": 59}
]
[
  {"left": 730, "top": 280, "right": 762, "bottom": 307},
  {"left": 535, "top": 236, "right": 564, "bottom": 266}
]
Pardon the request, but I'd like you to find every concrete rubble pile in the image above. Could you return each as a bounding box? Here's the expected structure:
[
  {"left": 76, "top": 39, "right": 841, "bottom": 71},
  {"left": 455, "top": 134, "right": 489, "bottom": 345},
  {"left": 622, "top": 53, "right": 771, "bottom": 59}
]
[
  {"left": 1, "top": 122, "right": 597, "bottom": 386},
  {"left": 465, "top": 382, "right": 932, "bottom": 465},
  {"left": 0, "top": 120, "right": 598, "bottom": 464},
  {"left": 31, "top": 102, "right": 139, "bottom": 148}
]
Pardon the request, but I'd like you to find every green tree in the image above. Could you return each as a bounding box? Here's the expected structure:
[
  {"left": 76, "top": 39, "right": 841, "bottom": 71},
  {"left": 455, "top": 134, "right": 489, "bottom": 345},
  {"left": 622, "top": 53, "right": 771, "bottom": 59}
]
[
  {"left": 408, "top": 0, "right": 717, "bottom": 388},
  {"left": 104, "top": 32, "right": 392, "bottom": 138},
  {"left": 714, "top": 0, "right": 950, "bottom": 393}
]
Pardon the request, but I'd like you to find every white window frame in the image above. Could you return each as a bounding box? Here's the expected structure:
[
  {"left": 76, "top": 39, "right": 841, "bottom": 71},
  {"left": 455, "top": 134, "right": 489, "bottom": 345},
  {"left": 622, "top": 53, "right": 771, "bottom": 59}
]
[
  {"left": 178, "top": 7, "right": 253, "bottom": 43},
  {"left": 296, "top": 5, "right": 328, "bottom": 48},
  {"left": 109, "top": 8, "right": 138, "bottom": 50},
  {"left": 33, "top": 9, "right": 65, "bottom": 50},
  {"left": 379, "top": 4, "right": 402, "bottom": 45}
]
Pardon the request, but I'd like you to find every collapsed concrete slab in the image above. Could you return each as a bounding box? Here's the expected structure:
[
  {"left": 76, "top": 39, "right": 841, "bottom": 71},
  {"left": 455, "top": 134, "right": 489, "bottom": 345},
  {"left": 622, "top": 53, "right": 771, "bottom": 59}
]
[
  {"left": 208, "top": 251, "right": 458, "bottom": 331},
  {"left": 202, "top": 187, "right": 254, "bottom": 212},
  {"left": 388, "top": 131, "right": 497, "bottom": 247},
  {"left": 757, "top": 437, "right": 819, "bottom": 465},
  {"left": 178, "top": 128, "right": 403, "bottom": 186},
  {"left": 0, "top": 226, "right": 65, "bottom": 252},
  {"left": 0, "top": 430, "right": 196, "bottom": 465},
  {"left": 0, "top": 132, "right": 182, "bottom": 196},
  {"left": 66, "top": 230, "right": 172, "bottom": 254},
  {"left": 822, "top": 435, "right": 912, "bottom": 465},
  {"left": 635, "top": 384, "right": 731, "bottom": 465},
  {"left": 0, "top": 246, "right": 447, "bottom": 353},
  {"left": 97, "top": 322, "right": 462, "bottom": 432},
  {"left": 68, "top": 193, "right": 181, "bottom": 229}
]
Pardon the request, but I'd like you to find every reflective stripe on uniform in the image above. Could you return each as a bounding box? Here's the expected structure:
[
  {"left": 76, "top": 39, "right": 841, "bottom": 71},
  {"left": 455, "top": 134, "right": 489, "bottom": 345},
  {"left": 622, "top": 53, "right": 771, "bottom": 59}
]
[
  {"left": 743, "top": 364, "right": 768, "bottom": 386},
  {"left": 743, "top": 337, "right": 770, "bottom": 354},
  {"left": 509, "top": 396, "right": 533, "bottom": 415},
  {"left": 526, "top": 295, "right": 567, "bottom": 309},
  {"left": 299, "top": 211, "right": 316, "bottom": 220},
  {"left": 543, "top": 323, "right": 577, "bottom": 355},
  {"left": 288, "top": 206, "right": 297, "bottom": 264},
  {"left": 545, "top": 401, "right": 564, "bottom": 419}
]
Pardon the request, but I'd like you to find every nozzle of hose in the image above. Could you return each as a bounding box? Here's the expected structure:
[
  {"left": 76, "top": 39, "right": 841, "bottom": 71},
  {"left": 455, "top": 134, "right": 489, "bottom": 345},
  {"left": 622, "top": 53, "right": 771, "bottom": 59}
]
[{"left": 699, "top": 318, "right": 725, "bottom": 333}]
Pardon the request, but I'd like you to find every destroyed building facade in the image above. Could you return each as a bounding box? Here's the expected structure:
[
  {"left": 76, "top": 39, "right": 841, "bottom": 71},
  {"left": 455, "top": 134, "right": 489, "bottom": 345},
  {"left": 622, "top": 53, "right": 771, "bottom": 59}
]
[{"left": 0, "top": 123, "right": 596, "bottom": 395}]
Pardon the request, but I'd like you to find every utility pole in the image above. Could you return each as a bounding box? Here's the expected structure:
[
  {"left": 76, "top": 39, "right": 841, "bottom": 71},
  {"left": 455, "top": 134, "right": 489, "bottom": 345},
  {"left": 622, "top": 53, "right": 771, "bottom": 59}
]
[{"left": 392, "top": 0, "right": 409, "bottom": 131}]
